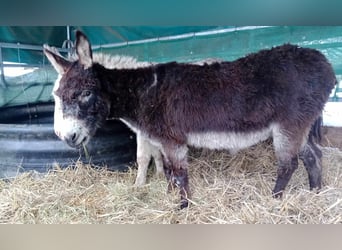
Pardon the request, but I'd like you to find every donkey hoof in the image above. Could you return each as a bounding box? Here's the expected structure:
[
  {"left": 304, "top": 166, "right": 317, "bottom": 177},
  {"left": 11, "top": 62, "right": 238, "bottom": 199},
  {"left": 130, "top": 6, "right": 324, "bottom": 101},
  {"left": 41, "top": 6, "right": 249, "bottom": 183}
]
[
  {"left": 180, "top": 199, "right": 189, "bottom": 209},
  {"left": 310, "top": 186, "right": 321, "bottom": 194},
  {"left": 272, "top": 190, "right": 283, "bottom": 199}
]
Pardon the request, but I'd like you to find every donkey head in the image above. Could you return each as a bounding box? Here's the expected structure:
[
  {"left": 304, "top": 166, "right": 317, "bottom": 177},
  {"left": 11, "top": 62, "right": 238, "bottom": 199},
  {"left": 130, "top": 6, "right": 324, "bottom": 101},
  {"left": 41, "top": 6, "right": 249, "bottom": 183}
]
[{"left": 44, "top": 31, "right": 110, "bottom": 148}]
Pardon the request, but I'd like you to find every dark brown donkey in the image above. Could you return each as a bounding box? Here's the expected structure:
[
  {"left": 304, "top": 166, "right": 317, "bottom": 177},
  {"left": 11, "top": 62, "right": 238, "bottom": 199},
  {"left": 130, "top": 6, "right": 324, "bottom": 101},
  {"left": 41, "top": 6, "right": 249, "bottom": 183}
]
[{"left": 44, "top": 30, "right": 336, "bottom": 208}]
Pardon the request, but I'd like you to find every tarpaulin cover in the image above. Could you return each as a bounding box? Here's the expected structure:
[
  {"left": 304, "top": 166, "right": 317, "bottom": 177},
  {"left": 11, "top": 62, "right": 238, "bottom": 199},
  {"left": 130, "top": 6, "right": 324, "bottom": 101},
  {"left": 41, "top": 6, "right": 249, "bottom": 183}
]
[{"left": 1, "top": 26, "right": 342, "bottom": 107}]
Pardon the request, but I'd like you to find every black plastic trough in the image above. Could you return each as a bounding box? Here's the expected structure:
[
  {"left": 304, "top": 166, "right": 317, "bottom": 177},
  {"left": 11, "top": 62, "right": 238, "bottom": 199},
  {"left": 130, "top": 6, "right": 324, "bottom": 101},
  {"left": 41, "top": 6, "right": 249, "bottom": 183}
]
[{"left": 0, "top": 102, "right": 137, "bottom": 178}]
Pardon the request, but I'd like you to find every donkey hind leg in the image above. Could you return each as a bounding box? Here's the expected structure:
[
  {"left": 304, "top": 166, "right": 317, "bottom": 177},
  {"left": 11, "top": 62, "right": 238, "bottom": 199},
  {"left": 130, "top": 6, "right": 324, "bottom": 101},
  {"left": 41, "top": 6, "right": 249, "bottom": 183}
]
[
  {"left": 151, "top": 145, "right": 164, "bottom": 177},
  {"left": 299, "top": 138, "right": 322, "bottom": 191},
  {"left": 272, "top": 128, "right": 301, "bottom": 198},
  {"left": 162, "top": 144, "right": 190, "bottom": 209}
]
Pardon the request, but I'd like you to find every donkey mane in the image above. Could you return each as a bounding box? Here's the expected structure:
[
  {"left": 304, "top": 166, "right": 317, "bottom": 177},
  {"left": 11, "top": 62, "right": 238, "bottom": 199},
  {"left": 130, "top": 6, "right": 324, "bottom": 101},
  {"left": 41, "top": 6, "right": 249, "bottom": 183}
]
[
  {"left": 67, "top": 52, "right": 152, "bottom": 69},
  {"left": 94, "top": 53, "right": 152, "bottom": 69}
]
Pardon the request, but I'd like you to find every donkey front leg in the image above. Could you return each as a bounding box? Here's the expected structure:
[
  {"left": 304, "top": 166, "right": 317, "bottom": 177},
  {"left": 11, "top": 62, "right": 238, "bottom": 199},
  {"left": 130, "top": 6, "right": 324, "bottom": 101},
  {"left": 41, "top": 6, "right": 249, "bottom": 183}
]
[
  {"left": 135, "top": 134, "right": 153, "bottom": 186},
  {"left": 162, "top": 144, "right": 190, "bottom": 209},
  {"left": 135, "top": 134, "right": 164, "bottom": 186},
  {"left": 272, "top": 127, "right": 301, "bottom": 198},
  {"left": 273, "top": 156, "right": 299, "bottom": 197}
]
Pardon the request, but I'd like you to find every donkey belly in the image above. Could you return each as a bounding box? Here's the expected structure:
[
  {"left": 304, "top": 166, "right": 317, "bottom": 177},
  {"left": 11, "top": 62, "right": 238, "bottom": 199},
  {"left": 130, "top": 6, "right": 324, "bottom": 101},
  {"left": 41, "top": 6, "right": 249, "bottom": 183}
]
[{"left": 187, "top": 126, "right": 273, "bottom": 151}]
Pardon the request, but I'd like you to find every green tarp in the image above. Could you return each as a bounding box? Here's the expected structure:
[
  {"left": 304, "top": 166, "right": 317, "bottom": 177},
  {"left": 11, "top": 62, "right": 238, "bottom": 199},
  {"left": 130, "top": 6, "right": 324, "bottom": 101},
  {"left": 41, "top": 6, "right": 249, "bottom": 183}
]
[{"left": 1, "top": 26, "right": 342, "bottom": 107}]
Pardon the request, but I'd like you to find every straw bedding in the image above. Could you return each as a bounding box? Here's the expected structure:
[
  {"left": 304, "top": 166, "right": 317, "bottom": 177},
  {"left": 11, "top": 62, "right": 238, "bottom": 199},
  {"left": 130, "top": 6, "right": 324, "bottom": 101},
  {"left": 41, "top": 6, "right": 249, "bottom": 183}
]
[{"left": 0, "top": 140, "right": 341, "bottom": 224}]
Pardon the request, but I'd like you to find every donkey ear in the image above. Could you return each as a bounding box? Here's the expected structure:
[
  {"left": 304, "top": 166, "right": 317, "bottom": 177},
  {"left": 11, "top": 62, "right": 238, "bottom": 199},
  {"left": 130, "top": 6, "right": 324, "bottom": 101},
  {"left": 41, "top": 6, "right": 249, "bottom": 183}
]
[
  {"left": 43, "top": 44, "right": 72, "bottom": 74},
  {"left": 75, "top": 30, "right": 93, "bottom": 69}
]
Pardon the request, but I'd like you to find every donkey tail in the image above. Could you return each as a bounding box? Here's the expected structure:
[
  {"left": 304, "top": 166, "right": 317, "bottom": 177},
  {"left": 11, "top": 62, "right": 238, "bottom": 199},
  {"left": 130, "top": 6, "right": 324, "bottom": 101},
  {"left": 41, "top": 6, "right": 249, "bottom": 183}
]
[{"left": 309, "top": 115, "right": 323, "bottom": 144}]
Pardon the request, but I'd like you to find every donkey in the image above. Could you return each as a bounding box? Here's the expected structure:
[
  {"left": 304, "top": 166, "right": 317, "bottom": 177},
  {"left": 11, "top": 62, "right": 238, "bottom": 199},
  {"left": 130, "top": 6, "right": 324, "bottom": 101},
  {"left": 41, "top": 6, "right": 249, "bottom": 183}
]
[{"left": 44, "top": 30, "right": 336, "bottom": 208}]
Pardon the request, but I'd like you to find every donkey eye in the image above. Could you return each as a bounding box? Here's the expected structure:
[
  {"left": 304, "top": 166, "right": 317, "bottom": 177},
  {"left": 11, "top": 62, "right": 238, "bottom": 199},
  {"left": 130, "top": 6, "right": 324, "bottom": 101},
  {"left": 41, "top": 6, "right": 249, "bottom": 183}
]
[{"left": 84, "top": 90, "right": 91, "bottom": 97}]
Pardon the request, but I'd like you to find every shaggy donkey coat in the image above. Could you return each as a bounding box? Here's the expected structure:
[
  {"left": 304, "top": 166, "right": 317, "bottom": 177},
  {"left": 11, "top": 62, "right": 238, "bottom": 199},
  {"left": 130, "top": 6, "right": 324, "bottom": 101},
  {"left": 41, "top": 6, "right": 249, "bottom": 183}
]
[{"left": 44, "top": 31, "right": 336, "bottom": 208}]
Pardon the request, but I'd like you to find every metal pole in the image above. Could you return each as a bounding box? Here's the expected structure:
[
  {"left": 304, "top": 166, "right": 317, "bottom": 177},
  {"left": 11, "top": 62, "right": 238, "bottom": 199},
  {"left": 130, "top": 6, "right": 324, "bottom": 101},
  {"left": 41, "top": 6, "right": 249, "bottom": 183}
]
[
  {"left": 0, "top": 63, "right": 43, "bottom": 68},
  {"left": 0, "top": 47, "right": 6, "bottom": 88},
  {"left": 67, "top": 25, "right": 71, "bottom": 57},
  {"left": 67, "top": 26, "right": 71, "bottom": 41},
  {"left": 91, "top": 26, "right": 273, "bottom": 50},
  {"left": 0, "top": 42, "right": 69, "bottom": 52}
]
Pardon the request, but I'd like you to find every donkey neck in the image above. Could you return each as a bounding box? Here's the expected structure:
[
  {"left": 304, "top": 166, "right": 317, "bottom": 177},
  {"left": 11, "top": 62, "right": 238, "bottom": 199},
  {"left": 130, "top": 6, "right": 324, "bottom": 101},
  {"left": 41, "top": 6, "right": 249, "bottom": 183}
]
[{"left": 94, "top": 63, "right": 155, "bottom": 122}]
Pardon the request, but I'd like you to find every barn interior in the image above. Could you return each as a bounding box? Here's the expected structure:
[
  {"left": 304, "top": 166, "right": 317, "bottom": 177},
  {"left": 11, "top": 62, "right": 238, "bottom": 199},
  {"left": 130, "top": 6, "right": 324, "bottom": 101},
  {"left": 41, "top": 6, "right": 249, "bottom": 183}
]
[{"left": 0, "top": 27, "right": 341, "bottom": 224}]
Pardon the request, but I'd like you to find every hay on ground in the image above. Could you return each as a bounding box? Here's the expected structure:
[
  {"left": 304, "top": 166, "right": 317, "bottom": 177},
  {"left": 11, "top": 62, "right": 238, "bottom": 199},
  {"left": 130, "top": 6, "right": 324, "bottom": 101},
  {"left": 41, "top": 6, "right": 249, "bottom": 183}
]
[{"left": 0, "top": 140, "right": 341, "bottom": 224}]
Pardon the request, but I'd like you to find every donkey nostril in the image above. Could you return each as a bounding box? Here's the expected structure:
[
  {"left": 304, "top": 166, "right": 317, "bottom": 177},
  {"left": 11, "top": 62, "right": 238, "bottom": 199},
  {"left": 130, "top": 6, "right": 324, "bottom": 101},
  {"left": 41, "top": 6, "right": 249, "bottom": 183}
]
[
  {"left": 65, "top": 133, "right": 80, "bottom": 148},
  {"left": 71, "top": 133, "right": 77, "bottom": 142}
]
